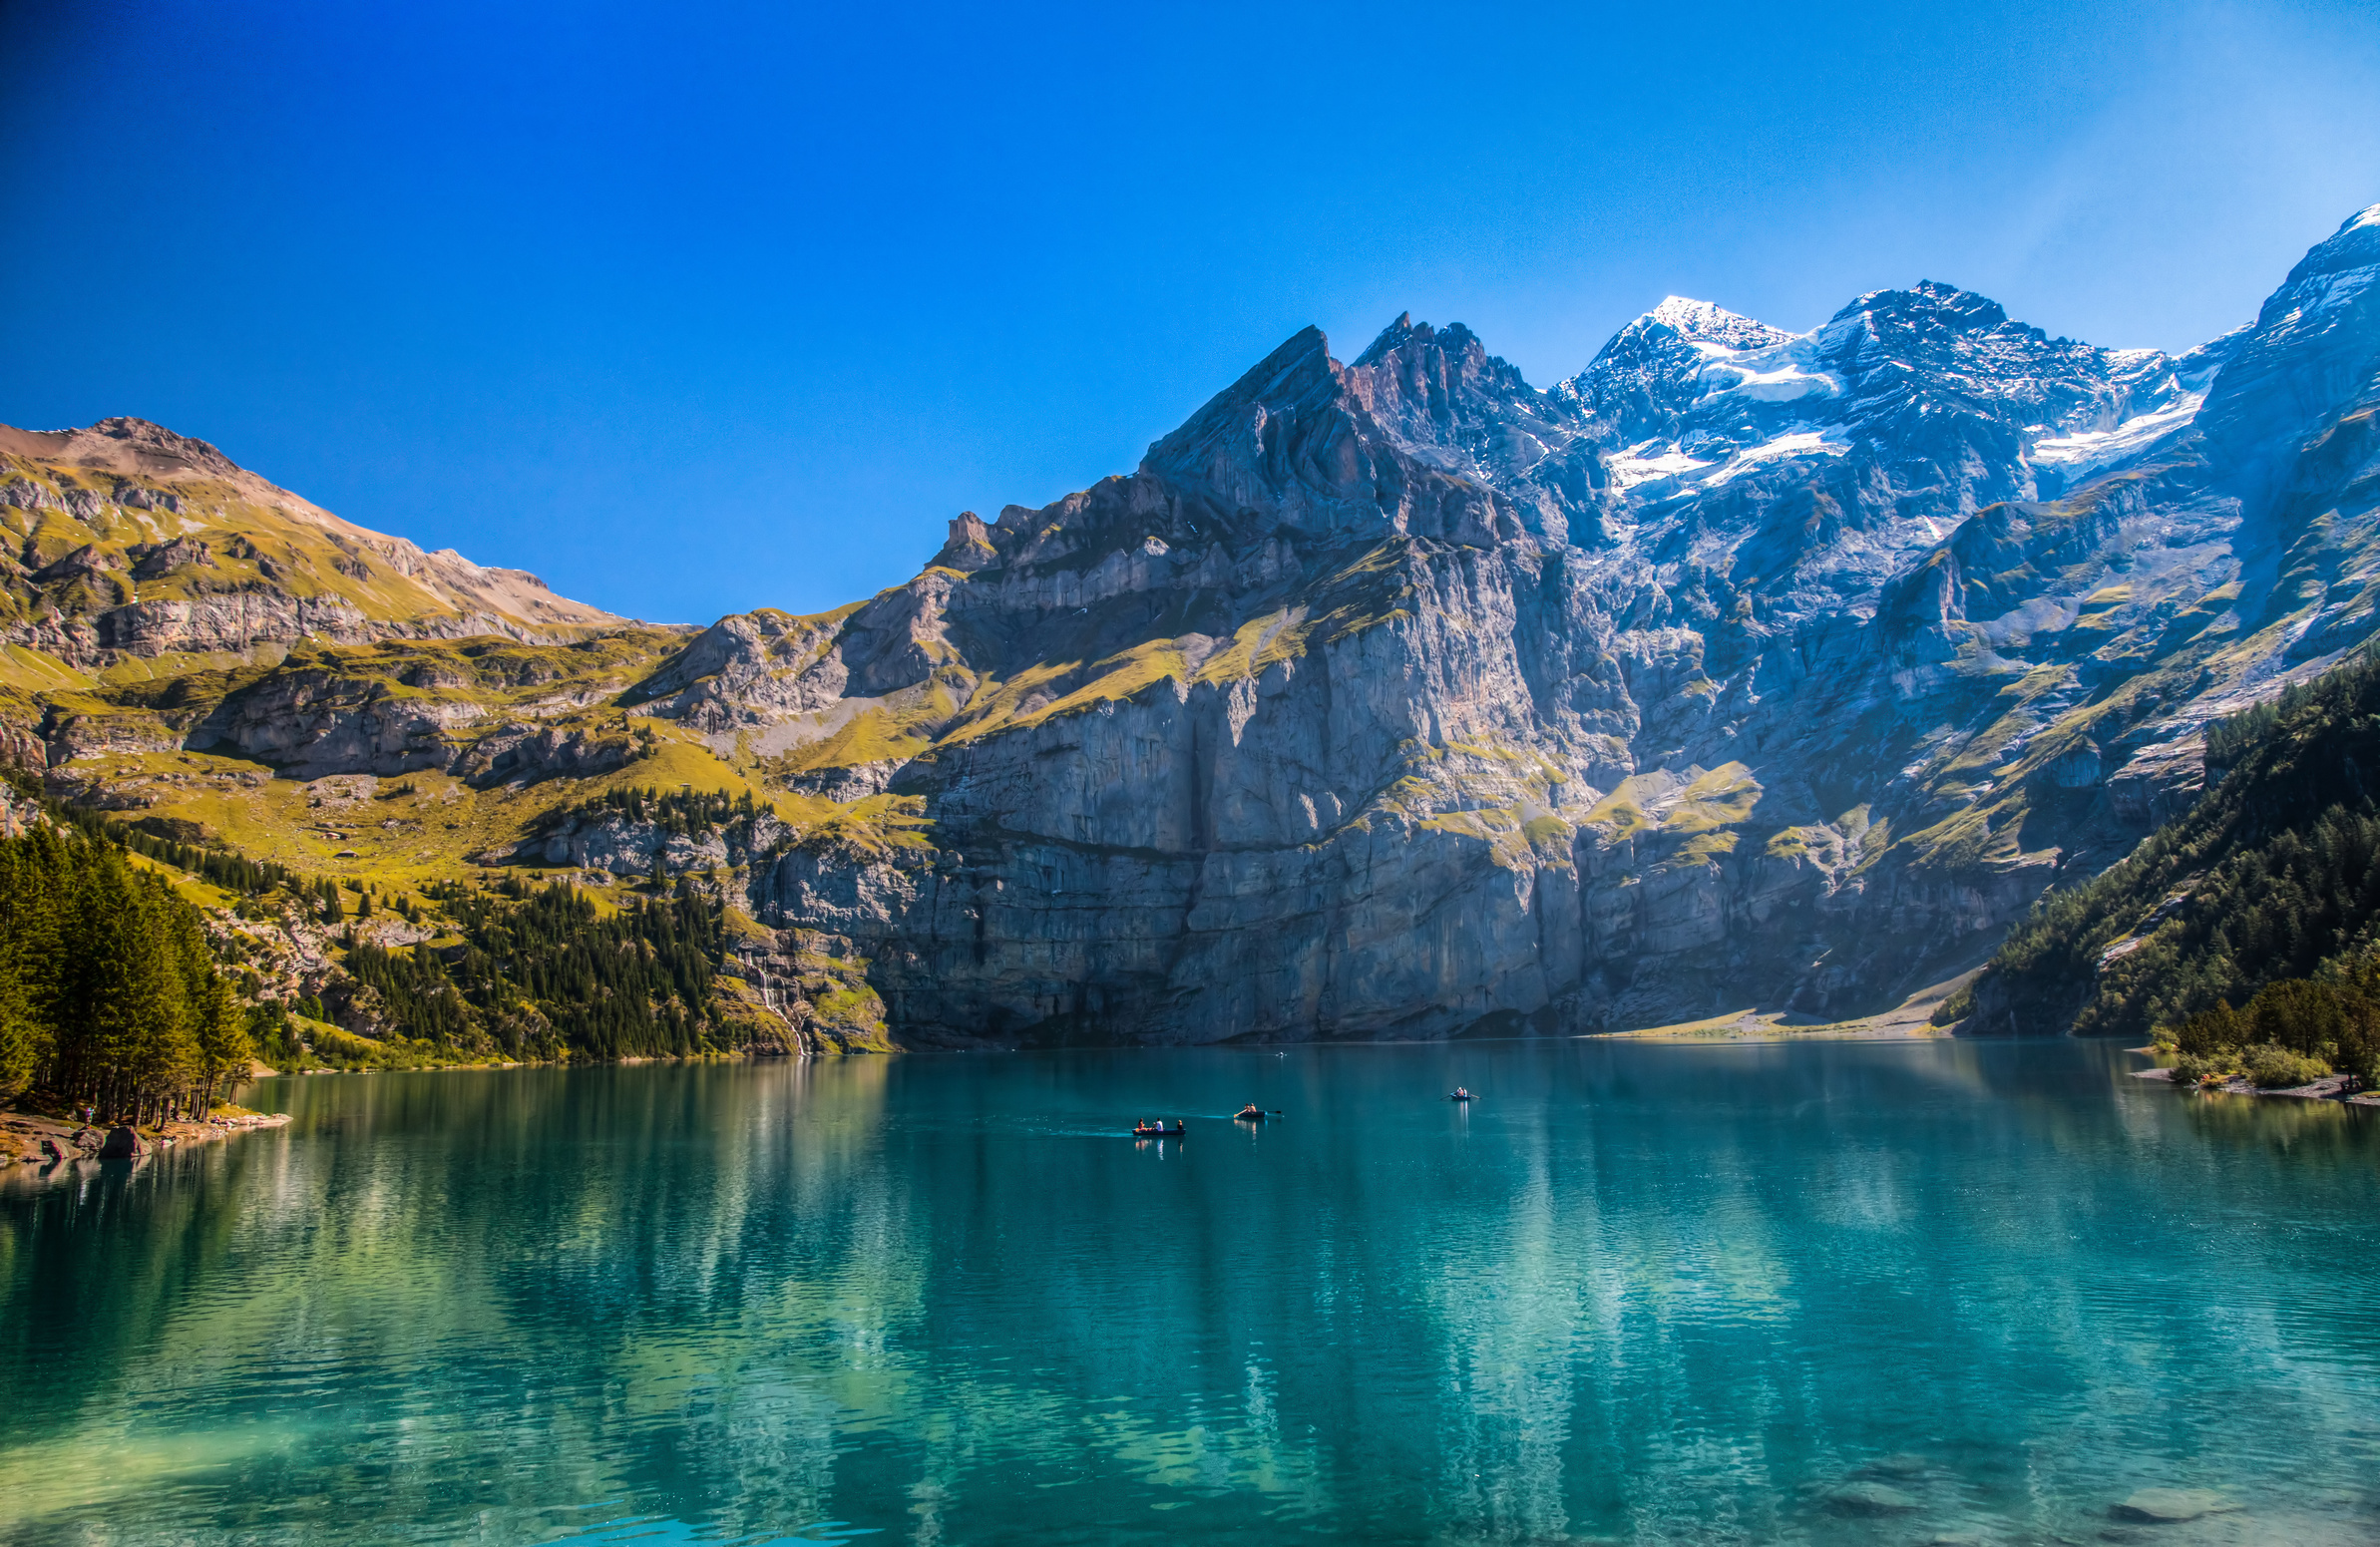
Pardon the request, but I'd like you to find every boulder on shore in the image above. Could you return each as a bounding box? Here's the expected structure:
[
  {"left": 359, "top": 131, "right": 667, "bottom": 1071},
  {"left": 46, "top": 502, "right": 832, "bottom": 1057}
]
[{"left": 97, "top": 1124, "right": 147, "bottom": 1160}]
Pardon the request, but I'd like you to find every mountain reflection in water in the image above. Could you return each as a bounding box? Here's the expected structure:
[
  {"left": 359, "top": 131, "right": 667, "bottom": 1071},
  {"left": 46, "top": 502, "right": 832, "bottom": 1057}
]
[{"left": 5, "top": 1039, "right": 2378, "bottom": 1545}]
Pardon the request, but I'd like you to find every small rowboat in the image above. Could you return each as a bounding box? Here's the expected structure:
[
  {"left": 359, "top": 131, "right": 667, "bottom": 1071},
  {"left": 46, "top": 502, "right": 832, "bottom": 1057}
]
[
  {"left": 1233, "top": 1107, "right": 1268, "bottom": 1122},
  {"left": 1448, "top": 1090, "right": 1473, "bottom": 1102},
  {"left": 1133, "top": 1124, "right": 1186, "bottom": 1138}
]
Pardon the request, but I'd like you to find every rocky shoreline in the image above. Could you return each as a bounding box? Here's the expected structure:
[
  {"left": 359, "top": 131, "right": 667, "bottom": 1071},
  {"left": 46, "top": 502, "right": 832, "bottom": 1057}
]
[
  {"left": 2130, "top": 1062, "right": 2380, "bottom": 1106},
  {"left": 0, "top": 1106, "right": 291, "bottom": 1172}
]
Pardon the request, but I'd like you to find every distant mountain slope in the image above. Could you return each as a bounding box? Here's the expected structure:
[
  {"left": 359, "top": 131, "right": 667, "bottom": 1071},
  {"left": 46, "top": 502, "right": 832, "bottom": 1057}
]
[
  {"left": 0, "top": 416, "right": 620, "bottom": 667},
  {"left": 0, "top": 414, "right": 635, "bottom": 773},
  {"left": 1950, "top": 644, "right": 2380, "bottom": 1040},
  {"left": 20, "top": 204, "right": 2380, "bottom": 1052}
]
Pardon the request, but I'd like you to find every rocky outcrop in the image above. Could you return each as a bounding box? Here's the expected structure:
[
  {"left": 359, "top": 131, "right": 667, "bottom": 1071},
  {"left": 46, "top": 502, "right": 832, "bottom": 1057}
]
[
  {"left": 128, "top": 537, "right": 214, "bottom": 579},
  {"left": 19, "top": 618, "right": 681, "bottom": 792},
  {"left": 167, "top": 650, "right": 659, "bottom": 785},
  {"left": 32, "top": 544, "right": 120, "bottom": 584},
  {"left": 96, "top": 591, "right": 379, "bottom": 655},
  {"left": 0, "top": 714, "right": 42, "bottom": 776},
  {"left": 451, "top": 722, "right": 636, "bottom": 788},
  {"left": 97, "top": 1124, "right": 147, "bottom": 1160},
  {"left": 190, "top": 664, "right": 489, "bottom": 776}
]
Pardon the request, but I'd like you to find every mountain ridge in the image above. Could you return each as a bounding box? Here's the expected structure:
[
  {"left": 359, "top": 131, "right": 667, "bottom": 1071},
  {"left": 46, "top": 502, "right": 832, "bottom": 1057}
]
[{"left": 11, "top": 202, "right": 2380, "bottom": 1051}]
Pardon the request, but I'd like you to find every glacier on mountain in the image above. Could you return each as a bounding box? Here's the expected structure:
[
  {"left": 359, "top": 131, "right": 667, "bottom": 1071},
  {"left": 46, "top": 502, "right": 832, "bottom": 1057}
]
[{"left": 2028, "top": 392, "right": 2205, "bottom": 475}]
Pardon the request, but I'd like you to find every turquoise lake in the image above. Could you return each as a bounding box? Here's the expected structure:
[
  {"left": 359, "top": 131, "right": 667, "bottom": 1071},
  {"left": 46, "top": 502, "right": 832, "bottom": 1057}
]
[{"left": 4, "top": 1039, "right": 2378, "bottom": 1545}]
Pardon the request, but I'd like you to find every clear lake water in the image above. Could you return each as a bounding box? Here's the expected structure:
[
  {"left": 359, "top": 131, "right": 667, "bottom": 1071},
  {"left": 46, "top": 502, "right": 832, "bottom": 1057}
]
[{"left": 4, "top": 1038, "right": 2378, "bottom": 1545}]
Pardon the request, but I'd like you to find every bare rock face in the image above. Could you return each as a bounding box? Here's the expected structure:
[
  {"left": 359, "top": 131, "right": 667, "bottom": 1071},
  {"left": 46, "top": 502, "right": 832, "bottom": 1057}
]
[
  {"left": 627, "top": 205, "right": 2380, "bottom": 1045},
  {"left": 191, "top": 660, "right": 490, "bottom": 776},
  {"left": 32, "top": 544, "right": 121, "bottom": 584}
]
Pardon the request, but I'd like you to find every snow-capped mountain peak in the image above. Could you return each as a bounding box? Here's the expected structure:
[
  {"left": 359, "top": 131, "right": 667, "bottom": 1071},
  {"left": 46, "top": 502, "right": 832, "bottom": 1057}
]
[{"left": 1644, "top": 295, "right": 1793, "bottom": 350}]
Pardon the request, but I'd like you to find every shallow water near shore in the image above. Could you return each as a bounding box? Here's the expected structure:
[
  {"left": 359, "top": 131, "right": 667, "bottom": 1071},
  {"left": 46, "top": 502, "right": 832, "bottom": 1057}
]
[{"left": 5, "top": 1038, "right": 2378, "bottom": 1545}]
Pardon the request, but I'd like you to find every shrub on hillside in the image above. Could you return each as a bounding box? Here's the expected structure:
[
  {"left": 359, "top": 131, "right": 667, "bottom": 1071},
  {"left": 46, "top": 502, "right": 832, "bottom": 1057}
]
[{"left": 2241, "top": 1043, "right": 2330, "bottom": 1090}]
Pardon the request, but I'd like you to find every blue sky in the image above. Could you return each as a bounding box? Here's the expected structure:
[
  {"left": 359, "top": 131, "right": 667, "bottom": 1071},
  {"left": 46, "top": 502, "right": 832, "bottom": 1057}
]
[{"left": 4, "top": 0, "right": 2377, "bottom": 624}]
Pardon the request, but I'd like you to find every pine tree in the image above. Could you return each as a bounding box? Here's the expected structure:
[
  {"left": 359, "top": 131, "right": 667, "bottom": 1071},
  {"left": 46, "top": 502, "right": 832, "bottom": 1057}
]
[{"left": 194, "top": 973, "right": 251, "bottom": 1115}]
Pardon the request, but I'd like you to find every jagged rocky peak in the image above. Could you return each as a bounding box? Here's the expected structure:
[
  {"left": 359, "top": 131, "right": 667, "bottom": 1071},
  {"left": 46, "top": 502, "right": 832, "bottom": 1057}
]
[
  {"left": 934, "top": 510, "right": 999, "bottom": 572},
  {"left": 1816, "top": 279, "right": 2194, "bottom": 438},
  {"left": 1345, "top": 314, "right": 1543, "bottom": 428},
  {"left": 1827, "top": 277, "right": 2014, "bottom": 338},
  {"left": 938, "top": 310, "right": 1600, "bottom": 569},
  {"left": 967, "top": 317, "right": 1547, "bottom": 557},
  {"left": 1561, "top": 268, "right": 2233, "bottom": 530},
  {"left": 1133, "top": 323, "right": 1360, "bottom": 528},
  {"left": 1340, "top": 313, "right": 1602, "bottom": 545}
]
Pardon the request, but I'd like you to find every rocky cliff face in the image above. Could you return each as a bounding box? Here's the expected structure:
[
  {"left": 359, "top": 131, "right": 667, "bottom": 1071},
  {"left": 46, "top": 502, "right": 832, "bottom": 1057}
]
[{"left": 627, "top": 206, "right": 2380, "bottom": 1044}]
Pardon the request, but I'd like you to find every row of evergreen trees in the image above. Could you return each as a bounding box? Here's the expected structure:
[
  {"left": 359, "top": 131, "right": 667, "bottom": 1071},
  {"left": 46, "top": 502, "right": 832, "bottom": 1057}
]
[
  {"left": 0, "top": 824, "right": 252, "bottom": 1121},
  {"left": 341, "top": 880, "right": 736, "bottom": 1061},
  {"left": 550, "top": 783, "right": 764, "bottom": 839},
  {"left": 107, "top": 817, "right": 297, "bottom": 896}
]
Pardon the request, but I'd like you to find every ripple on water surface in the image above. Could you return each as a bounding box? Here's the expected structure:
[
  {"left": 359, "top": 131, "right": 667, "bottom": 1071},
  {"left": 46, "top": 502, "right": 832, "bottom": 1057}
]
[{"left": 5, "top": 1039, "right": 2380, "bottom": 1545}]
